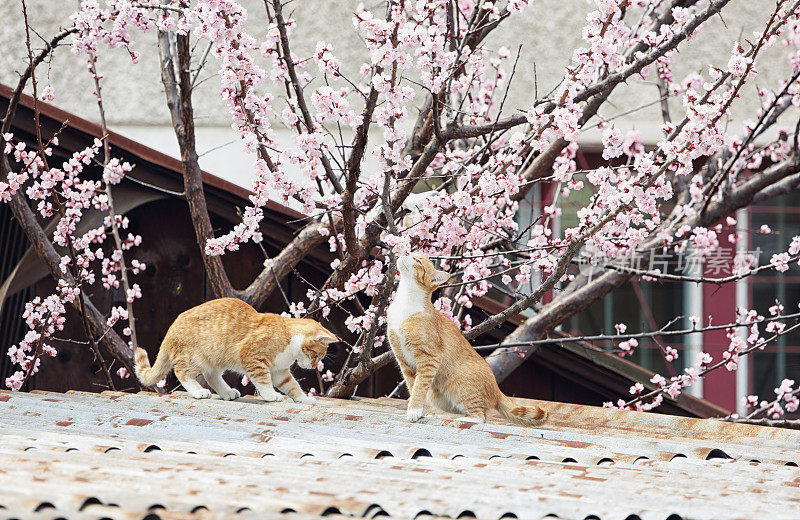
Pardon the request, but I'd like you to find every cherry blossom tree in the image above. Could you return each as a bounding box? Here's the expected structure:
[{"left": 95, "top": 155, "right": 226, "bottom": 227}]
[{"left": 3, "top": 0, "right": 800, "bottom": 421}]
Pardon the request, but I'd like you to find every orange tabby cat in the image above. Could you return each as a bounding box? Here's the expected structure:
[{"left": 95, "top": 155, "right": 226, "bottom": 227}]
[
  {"left": 134, "top": 297, "right": 337, "bottom": 404},
  {"left": 387, "top": 253, "right": 548, "bottom": 426}
]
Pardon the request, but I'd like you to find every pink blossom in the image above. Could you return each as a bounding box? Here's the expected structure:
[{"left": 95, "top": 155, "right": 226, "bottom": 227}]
[
  {"left": 617, "top": 338, "right": 638, "bottom": 356},
  {"left": 771, "top": 252, "right": 790, "bottom": 272},
  {"left": 314, "top": 41, "right": 341, "bottom": 77},
  {"left": 601, "top": 125, "right": 624, "bottom": 160},
  {"left": 41, "top": 85, "right": 55, "bottom": 101},
  {"left": 629, "top": 382, "right": 645, "bottom": 394},
  {"left": 664, "top": 346, "right": 679, "bottom": 362},
  {"left": 789, "top": 236, "right": 800, "bottom": 255}
]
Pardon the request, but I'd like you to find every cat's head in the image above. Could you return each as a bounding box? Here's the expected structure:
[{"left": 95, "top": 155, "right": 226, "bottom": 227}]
[
  {"left": 397, "top": 253, "right": 451, "bottom": 292},
  {"left": 297, "top": 321, "right": 338, "bottom": 369}
]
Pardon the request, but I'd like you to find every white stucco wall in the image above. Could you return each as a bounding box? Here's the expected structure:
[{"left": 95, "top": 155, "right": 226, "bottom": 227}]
[{"left": 1, "top": 1, "right": 795, "bottom": 191}]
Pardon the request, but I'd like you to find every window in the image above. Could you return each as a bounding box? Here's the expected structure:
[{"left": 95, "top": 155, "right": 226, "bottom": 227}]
[
  {"left": 749, "top": 191, "right": 800, "bottom": 401},
  {"left": 514, "top": 179, "right": 695, "bottom": 376}
]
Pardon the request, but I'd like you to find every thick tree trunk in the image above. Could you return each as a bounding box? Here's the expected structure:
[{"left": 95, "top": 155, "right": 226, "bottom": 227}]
[{"left": 158, "top": 31, "right": 235, "bottom": 299}]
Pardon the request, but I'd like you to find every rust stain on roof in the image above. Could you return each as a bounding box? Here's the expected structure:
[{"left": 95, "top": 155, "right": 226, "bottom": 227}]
[{"left": 125, "top": 418, "right": 153, "bottom": 427}]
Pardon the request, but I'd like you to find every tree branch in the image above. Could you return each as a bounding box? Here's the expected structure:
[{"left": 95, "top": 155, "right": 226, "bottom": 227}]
[
  {"left": 327, "top": 350, "right": 395, "bottom": 398},
  {"left": 271, "top": 0, "right": 342, "bottom": 193},
  {"left": 0, "top": 27, "right": 77, "bottom": 135},
  {"left": 487, "top": 156, "right": 800, "bottom": 382},
  {"left": 157, "top": 30, "right": 234, "bottom": 298}
]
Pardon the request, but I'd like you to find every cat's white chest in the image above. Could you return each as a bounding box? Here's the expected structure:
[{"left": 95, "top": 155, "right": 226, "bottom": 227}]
[
  {"left": 387, "top": 281, "right": 427, "bottom": 367},
  {"left": 274, "top": 334, "right": 303, "bottom": 370},
  {"left": 386, "top": 300, "right": 411, "bottom": 334},
  {"left": 386, "top": 288, "right": 423, "bottom": 334}
]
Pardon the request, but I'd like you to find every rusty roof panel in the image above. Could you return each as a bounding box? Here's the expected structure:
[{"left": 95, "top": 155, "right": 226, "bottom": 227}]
[{"left": 1, "top": 390, "right": 799, "bottom": 520}]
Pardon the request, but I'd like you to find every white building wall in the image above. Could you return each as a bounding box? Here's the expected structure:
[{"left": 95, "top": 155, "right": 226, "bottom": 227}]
[{"left": 1, "top": 1, "right": 794, "bottom": 189}]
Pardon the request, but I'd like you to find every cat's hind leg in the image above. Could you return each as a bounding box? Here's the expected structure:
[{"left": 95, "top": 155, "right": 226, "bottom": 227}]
[
  {"left": 430, "top": 386, "right": 483, "bottom": 423},
  {"left": 447, "top": 381, "right": 487, "bottom": 423},
  {"left": 429, "top": 387, "right": 464, "bottom": 415},
  {"left": 174, "top": 363, "right": 211, "bottom": 399},
  {"left": 204, "top": 370, "right": 240, "bottom": 401},
  {"left": 458, "top": 405, "right": 487, "bottom": 424},
  {"left": 455, "top": 414, "right": 485, "bottom": 424}
]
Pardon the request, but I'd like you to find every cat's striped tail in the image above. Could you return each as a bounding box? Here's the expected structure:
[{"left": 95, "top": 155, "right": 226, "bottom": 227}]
[
  {"left": 497, "top": 395, "right": 548, "bottom": 427},
  {"left": 134, "top": 347, "right": 172, "bottom": 387}
]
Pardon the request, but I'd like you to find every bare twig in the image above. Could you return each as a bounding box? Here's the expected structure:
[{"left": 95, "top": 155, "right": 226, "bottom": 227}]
[{"left": 87, "top": 53, "right": 141, "bottom": 359}]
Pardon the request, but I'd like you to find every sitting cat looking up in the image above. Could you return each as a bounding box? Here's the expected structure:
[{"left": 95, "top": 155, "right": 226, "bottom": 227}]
[
  {"left": 134, "top": 297, "right": 337, "bottom": 404},
  {"left": 387, "top": 253, "right": 548, "bottom": 426}
]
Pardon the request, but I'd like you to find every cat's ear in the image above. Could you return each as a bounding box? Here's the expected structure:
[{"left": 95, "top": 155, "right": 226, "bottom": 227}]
[
  {"left": 315, "top": 333, "right": 338, "bottom": 345},
  {"left": 431, "top": 269, "right": 451, "bottom": 287}
]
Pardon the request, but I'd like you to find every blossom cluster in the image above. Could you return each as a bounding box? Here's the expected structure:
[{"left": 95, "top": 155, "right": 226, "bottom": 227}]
[
  {"left": 604, "top": 299, "right": 799, "bottom": 411},
  {"left": 4, "top": 295, "right": 69, "bottom": 390},
  {"left": 1, "top": 129, "right": 144, "bottom": 388}
]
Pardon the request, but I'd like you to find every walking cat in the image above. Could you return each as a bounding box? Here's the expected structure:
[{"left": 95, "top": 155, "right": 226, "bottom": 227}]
[
  {"left": 387, "top": 253, "right": 548, "bottom": 425},
  {"left": 135, "top": 297, "right": 337, "bottom": 404}
]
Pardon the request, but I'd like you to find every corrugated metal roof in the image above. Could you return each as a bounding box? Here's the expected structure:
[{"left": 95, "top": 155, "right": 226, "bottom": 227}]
[{"left": 1, "top": 389, "right": 799, "bottom": 520}]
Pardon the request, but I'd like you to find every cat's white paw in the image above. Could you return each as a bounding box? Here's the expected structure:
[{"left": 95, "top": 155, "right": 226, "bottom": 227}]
[
  {"left": 190, "top": 388, "right": 213, "bottom": 399},
  {"left": 294, "top": 395, "right": 317, "bottom": 405},
  {"left": 406, "top": 407, "right": 424, "bottom": 422},
  {"left": 260, "top": 390, "right": 284, "bottom": 402},
  {"left": 219, "top": 388, "right": 240, "bottom": 401}
]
